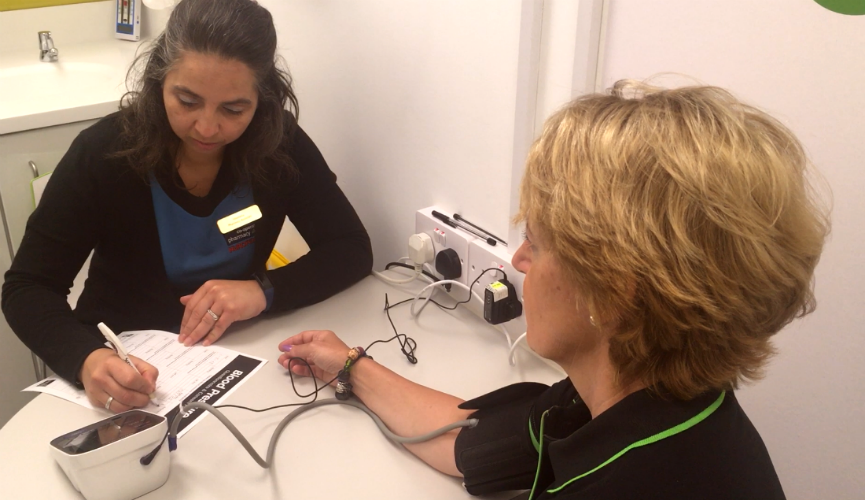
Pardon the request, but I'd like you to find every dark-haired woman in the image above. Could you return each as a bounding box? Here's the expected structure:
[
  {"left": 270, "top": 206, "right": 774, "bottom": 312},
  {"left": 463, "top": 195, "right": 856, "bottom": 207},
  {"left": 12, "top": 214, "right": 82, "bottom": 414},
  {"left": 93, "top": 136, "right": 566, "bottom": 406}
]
[{"left": 2, "top": 0, "right": 372, "bottom": 413}]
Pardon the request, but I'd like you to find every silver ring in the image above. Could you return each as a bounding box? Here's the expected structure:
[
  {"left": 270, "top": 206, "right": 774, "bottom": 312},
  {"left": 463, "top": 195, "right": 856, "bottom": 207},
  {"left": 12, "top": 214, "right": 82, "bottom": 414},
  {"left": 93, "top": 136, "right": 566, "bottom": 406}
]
[
  {"left": 206, "top": 309, "right": 219, "bottom": 322},
  {"left": 104, "top": 396, "right": 114, "bottom": 411}
]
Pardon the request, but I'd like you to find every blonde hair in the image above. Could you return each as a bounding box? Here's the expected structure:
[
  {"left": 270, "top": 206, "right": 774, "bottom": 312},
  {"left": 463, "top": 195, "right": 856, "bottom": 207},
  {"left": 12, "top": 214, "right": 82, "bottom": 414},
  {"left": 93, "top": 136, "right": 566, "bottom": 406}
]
[{"left": 517, "top": 80, "right": 830, "bottom": 400}]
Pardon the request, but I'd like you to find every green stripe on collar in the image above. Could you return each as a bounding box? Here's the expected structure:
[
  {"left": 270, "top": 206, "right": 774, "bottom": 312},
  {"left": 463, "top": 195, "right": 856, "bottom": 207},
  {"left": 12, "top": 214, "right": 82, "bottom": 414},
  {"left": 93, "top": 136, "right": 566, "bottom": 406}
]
[
  {"left": 528, "top": 410, "right": 550, "bottom": 500},
  {"left": 546, "top": 391, "right": 726, "bottom": 495},
  {"left": 529, "top": 417, "right": 541, "bottom": 453}
]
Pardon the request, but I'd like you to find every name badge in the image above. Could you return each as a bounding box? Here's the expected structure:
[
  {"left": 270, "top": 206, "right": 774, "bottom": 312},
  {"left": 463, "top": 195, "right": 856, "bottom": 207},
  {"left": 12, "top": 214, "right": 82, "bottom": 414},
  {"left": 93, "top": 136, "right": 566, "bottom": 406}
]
[{"left": 217, "top": 205, "right": 263, "bottom": 234}]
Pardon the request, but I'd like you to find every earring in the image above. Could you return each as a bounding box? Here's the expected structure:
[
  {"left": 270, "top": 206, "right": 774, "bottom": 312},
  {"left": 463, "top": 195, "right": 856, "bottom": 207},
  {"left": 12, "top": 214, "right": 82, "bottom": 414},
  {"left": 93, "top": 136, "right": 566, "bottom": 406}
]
[{"left": 589, "top": 315, "right": 596, "bottom": 327}]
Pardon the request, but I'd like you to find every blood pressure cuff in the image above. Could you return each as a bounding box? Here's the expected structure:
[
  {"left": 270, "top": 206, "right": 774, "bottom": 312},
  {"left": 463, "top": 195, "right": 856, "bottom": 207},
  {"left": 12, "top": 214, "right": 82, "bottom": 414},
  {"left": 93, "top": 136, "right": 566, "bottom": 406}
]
[{"left": 454, "top": 379, "right": 577, "bottom": 496}]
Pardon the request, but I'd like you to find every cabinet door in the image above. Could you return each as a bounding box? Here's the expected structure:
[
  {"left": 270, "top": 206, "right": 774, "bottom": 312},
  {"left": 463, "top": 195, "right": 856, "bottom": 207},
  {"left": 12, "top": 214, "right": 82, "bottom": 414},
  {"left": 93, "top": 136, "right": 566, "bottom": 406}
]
[
  {"left": 0, "top": 208, "right": 35, "bottom": 427},
  {"left": 0, "top": 119, "right": 96, "bottom": 255},
  {"left": 0, "top": 119, "right": 96, "bottom": 427}
]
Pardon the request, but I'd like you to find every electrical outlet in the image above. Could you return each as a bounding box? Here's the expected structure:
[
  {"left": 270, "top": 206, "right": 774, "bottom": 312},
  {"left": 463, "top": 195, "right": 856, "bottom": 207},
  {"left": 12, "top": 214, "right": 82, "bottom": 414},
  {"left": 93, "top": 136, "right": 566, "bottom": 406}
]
[
  {"left": 415, "top": 207, "right": 527, "bottom": 335},
  {"left": 415, "top": 207, "right": 476, "bottom": 293},
  {"left": 413, "top": 208, "right": 540, "bottom": 367},
  {"left": 467, "top": 239, "right": 526, "bottom": 335}
]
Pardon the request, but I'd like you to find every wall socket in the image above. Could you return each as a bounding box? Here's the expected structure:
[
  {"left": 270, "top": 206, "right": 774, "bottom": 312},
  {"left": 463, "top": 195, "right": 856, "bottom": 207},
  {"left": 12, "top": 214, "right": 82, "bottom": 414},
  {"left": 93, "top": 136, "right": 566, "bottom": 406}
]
[
  {"left": 414, "top": 206, "right": 526, "bottom": 335},
  {"left": 411, "top": 207, "right": 547, "bottom": 368},
  {"left": 415, "top": 207, "right": 474, "bottom": 289}
]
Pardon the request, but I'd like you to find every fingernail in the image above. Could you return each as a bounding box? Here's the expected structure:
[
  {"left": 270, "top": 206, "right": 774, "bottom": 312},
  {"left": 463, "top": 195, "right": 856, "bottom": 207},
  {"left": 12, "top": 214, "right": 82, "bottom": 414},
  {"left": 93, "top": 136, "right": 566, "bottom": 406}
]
[{"left": 280, "top": 345, "right": 292, "bottom": 352}]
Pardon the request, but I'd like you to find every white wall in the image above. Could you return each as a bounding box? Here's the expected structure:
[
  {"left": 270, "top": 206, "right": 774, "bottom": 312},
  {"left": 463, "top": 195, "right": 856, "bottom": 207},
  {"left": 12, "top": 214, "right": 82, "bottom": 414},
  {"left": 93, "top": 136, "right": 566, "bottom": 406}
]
[
  {"left": 601, "top": 1, "right": 865, "bottom": 499},
  {"left": 263, "top": 0, "right": 601, "bottom": 264},
  {"left": 0, "top": 1, "right": 168, "bottom": 54},
  {"left": 535, "top": 0, "right": 604, "bottom": 127},
  {"left": 262, "top": 0, "right": 532, "bottom": 269},
  {"left": 0, "top": 2, "right": 114, "bottom": 53}
]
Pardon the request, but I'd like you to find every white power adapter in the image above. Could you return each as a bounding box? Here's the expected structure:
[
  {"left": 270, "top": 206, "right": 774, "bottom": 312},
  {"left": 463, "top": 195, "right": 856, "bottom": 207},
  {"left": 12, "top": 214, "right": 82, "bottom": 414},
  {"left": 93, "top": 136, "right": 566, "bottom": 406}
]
[
  {"left": 373, "top": 233, "right": 435, "bottom": 286},
  {"left": 408, "top": 233, "right": 434, "bottom": 266}
]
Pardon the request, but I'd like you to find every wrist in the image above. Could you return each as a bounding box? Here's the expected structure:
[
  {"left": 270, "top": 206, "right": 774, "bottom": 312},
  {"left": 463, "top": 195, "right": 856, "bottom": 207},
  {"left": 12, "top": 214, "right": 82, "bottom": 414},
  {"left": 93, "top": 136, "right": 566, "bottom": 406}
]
[
  {"left": 335, "top": 346, "right": 372, "bottom": 400},
  {"left": 78, "top": 347, "right": 112, "bottom": 386},
  {"left": 343, "top": 355, "right": 374, "bottom": 396},
  {"left": 253, "top": 271, "right": 274, "bottom": 311}
]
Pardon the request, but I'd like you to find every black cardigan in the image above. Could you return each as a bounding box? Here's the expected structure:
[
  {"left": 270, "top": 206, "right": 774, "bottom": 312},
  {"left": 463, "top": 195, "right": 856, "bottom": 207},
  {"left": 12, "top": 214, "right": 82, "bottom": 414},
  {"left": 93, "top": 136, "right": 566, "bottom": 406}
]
[{"left": 2, "top": 112, "right": 372, "bottom": 384}]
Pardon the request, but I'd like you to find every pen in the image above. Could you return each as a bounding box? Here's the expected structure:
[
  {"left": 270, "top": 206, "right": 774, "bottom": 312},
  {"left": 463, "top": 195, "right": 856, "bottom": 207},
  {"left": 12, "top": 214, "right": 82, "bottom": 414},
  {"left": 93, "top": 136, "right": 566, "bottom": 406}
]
[
  {"left": 431, "top": 210, "right": 496, "bottom": 246},
  {"left": 97, "top": 322, "right": 157, "bottom": 402},
  {"left": 431, "top": 210, "right": 458, "bottom": 229},
  {"left": 453, "top": 213, "right": 508, "bottom": 246}
]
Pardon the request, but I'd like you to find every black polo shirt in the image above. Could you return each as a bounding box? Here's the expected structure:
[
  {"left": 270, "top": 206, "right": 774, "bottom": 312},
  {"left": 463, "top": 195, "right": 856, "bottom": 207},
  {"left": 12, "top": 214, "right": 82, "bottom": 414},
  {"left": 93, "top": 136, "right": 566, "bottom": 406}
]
[{"left": 454, "top": 379, "right": 786, "bottom": 499}]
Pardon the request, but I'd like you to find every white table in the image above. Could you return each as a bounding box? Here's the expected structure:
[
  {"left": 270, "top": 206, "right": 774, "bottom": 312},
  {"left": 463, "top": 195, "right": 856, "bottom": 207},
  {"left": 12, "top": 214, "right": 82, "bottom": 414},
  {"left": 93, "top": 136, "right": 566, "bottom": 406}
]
[{"left": 0, "top": 277, "right": 563, "bottom": 499}]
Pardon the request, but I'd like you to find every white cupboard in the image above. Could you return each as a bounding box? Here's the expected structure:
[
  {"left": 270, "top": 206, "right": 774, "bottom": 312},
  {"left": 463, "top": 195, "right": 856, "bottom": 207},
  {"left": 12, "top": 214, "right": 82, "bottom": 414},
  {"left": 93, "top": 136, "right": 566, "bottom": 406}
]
[{"left": 0, "top": 119, "right": 96, "bottom": 427}]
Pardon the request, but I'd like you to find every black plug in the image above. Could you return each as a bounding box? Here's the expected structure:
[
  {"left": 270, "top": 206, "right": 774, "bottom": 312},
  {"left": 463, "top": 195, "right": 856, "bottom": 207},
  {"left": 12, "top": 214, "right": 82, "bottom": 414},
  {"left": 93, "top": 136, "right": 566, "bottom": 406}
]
[
  {"left": 483, "top": 278, "right": 523, "bottom": 324},
  {"left": 435, "top": 249, "right": 462, "bottom": 291}
]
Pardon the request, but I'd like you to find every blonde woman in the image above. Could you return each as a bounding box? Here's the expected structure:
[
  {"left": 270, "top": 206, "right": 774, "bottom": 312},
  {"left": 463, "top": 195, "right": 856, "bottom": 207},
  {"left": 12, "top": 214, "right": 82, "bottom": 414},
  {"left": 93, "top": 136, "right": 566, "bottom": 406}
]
[{"left": 278, "top": 81, "right": 828, "bottom": 500}]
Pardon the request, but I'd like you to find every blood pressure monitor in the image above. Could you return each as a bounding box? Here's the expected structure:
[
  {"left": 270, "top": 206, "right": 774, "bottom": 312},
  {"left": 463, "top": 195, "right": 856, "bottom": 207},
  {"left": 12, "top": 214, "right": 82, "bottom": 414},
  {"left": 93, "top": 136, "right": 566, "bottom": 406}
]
[{"left": 50, "top": 410, "right": 170, "bottom": 500}]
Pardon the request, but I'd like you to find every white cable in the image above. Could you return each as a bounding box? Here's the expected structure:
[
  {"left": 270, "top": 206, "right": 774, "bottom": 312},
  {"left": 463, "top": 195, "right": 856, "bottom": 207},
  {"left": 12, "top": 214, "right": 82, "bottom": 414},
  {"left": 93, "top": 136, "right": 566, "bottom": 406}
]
[
  {"left": 375, "top": 261, "right": 438, "bottom": 286},
  {"left": 498, "top": 325, "right": 517, "bottom": 366},
  {"left": 410, "top": 279, "right": 460, "bottom": 316},
  {"left": 508, "top": 332, "right": 527, "bottom": 365},
  {"left": 374, "top": 268, "right": 421, "bottom": 285},
  {"left": 410, "top": 280, "right": 484, "bottom": 317},
  {"left": 416, "top": 271, "right": 437, "bottom": 284},
  {"left": 412, "top": 282, "right": 517, "bottom": 366},
  {"left": 423, "top": 262, "right": 436, "bottom": 277},
  {"left": 499, "top": 325, "right": 513, "bottom": 349},
  {"left": 408, "top": 266, "right": 507, "bottom": 316},
  {"left": 385, "top": 265, "right": 518, "bottom": 367}
]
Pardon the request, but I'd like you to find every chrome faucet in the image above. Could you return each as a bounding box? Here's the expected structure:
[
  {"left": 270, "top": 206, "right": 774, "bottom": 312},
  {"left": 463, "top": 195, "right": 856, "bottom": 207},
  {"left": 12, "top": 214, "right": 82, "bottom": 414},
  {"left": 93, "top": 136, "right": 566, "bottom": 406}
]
[{"left": 38, "top": 31, "right": 59, "bottom": 62}]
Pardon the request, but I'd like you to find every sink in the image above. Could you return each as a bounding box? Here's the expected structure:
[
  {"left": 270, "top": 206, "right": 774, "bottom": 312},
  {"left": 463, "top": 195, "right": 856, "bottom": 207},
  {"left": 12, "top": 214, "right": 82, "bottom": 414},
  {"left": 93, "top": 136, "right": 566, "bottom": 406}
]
[
  {"left": 0, "top": 41, "right": 137, "bottom": 135},
  {"left": 0, "top": 62, "right": 120, "bottom": 98}
]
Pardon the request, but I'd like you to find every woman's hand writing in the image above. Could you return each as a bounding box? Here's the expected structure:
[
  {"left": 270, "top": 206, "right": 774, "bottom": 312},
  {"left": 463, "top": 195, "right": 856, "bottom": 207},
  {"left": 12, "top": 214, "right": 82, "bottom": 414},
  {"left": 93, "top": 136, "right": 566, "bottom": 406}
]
[
  {"left": 79, "top": 348, "right": 158, "bottom": 413},
  {"left": 277, "top": 330, "right": 351, "bottom": 384},
  {"left": 179, "top": 279, "right": 266, "bottom": 347}
]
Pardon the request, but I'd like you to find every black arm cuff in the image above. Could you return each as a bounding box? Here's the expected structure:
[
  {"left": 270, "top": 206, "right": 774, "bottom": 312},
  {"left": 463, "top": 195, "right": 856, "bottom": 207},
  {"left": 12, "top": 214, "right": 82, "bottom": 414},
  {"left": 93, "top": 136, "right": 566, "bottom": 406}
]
[
  {"left": 454, "top": 379, "right": 580, "bottom": 496},
  {"left": 454, "top": 382, "right": 549, "bottom": 495}
]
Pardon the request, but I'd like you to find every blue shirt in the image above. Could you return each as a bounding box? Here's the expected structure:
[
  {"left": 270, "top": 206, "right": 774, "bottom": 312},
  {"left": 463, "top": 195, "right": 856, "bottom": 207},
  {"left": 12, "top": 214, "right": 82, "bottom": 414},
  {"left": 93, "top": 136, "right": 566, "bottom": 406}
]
[{"left": 150, "top": 177, "right": 256, "bottom": 294}]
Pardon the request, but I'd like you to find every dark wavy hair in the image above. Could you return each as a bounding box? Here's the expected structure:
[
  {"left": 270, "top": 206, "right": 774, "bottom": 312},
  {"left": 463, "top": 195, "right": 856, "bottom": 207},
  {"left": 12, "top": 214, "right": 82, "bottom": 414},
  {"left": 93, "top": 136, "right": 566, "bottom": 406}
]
[{"left": 113, "top": 0, "right": 299, "bottom": 186}]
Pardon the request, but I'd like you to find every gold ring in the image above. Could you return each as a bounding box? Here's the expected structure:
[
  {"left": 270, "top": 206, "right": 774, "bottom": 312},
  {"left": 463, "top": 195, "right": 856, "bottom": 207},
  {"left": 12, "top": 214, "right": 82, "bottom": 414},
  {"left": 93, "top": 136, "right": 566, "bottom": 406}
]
[{"left": 206, "top": 309, "right": 219, "bottom": 322}]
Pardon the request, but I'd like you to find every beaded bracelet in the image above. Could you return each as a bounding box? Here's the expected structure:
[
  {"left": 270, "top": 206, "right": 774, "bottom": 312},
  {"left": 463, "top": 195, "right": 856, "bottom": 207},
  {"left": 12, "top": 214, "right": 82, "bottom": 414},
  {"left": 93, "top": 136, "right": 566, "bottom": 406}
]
[{"left": 335, "top": 346, "right": 370, "bottom": 400}]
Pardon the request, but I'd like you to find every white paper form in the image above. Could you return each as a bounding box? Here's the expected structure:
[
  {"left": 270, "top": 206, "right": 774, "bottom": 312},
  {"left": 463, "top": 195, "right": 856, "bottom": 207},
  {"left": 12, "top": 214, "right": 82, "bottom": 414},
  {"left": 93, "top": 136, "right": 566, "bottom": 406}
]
[{"left": 23, "top": 330, "right": 266, "bottom": 437}]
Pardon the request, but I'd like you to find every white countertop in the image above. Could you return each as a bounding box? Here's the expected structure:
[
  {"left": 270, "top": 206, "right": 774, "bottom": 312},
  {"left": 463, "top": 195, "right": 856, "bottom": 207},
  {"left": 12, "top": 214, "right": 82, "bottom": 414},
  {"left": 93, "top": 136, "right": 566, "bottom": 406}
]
[
  {"left": 0, "top": 276, "right": 563, "bottom": 499},
  {"left": 0, "top": 39, "right": 143, "bottom": 135}
]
